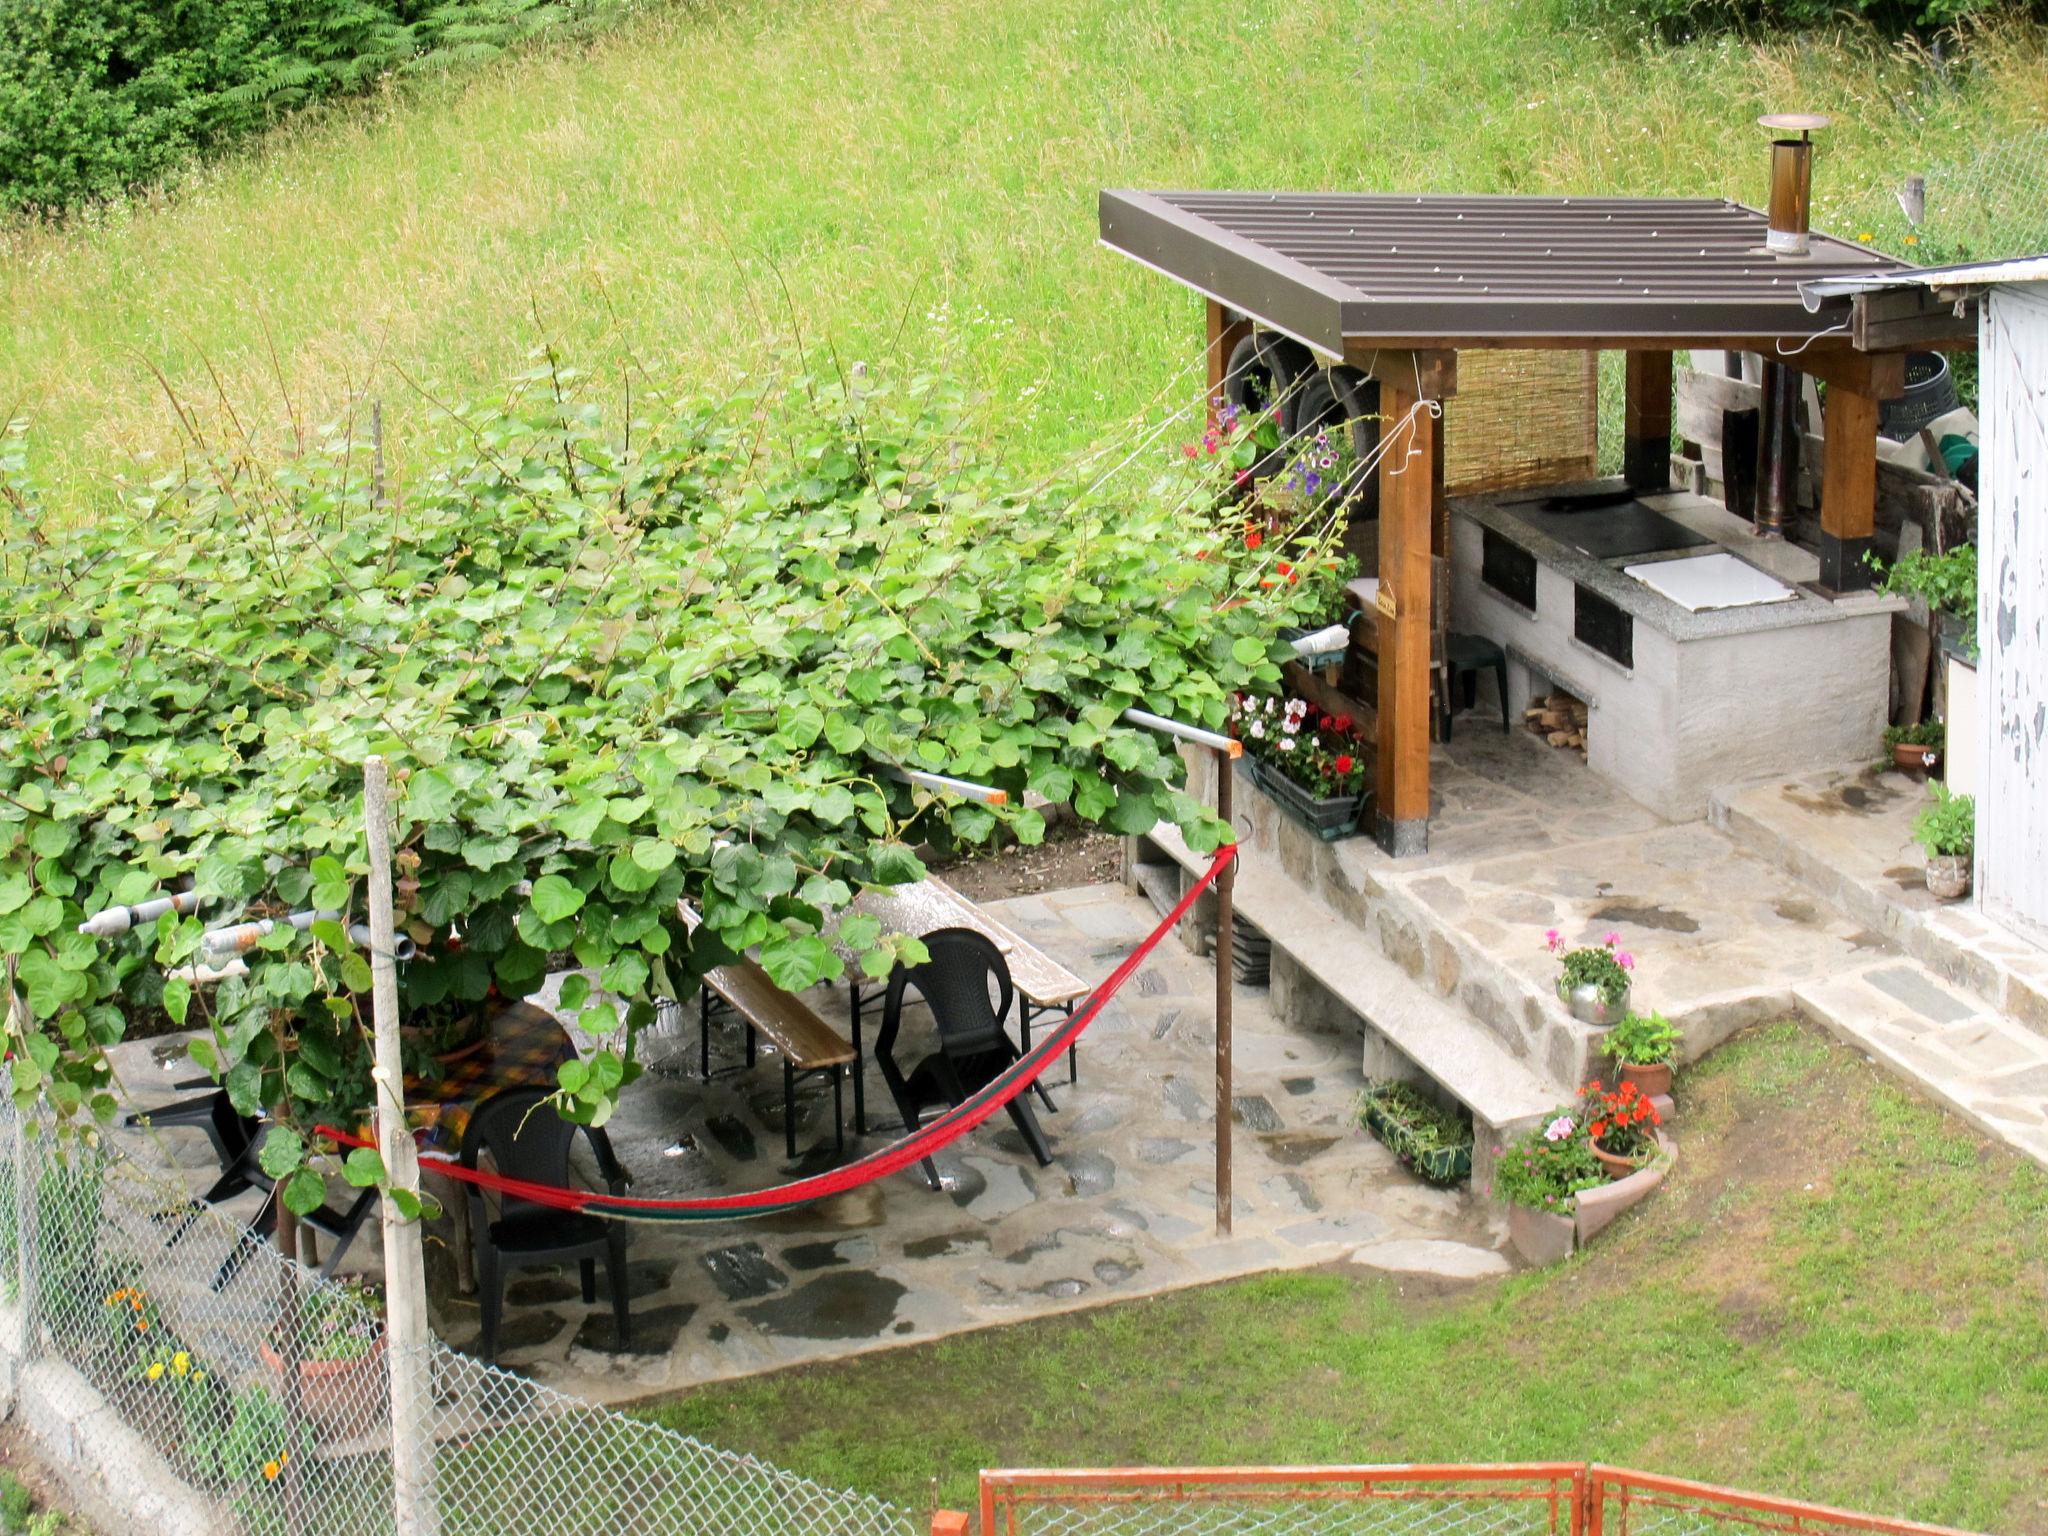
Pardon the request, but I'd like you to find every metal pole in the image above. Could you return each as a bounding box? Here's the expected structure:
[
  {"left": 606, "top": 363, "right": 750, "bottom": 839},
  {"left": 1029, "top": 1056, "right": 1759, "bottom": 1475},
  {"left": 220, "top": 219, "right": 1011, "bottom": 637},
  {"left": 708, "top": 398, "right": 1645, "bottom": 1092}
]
[
  {"left": 365, "top": 757, "right": 441, "bottom": 1536},
  {"left": 1213, "top": 747, "right": 1234, "bottom": 1237}
]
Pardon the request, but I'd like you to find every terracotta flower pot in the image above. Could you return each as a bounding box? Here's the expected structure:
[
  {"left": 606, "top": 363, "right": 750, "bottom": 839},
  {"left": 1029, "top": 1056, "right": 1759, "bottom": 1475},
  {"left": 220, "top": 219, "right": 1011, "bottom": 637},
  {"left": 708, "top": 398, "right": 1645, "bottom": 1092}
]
[
  {"left": 1591, "top": 1141, "right": 1644, "bottom": 1181},
  {"left": 1558, "top": 978, "right": 1629, "bottom": 1026},
  {"left": 259, "top": 1333, "right": 387, "bottom": 1439},
  {"left": 1618, "top": 1061, "right": 1672, "bottom": 1099},
  {"left": 1892, "top": 742, "right": 1939, "bottom": 778},
  {"left": 1925, "top": 854, "right": 1971, "bottom": 901}
]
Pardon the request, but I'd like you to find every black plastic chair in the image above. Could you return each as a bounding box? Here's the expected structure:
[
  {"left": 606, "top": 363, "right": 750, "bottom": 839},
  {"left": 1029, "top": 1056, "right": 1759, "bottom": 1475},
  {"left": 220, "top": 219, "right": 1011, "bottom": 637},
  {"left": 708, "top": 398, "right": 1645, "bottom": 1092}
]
[
  {"left": 1440, "top": 631, "right": 1511, "bottom": 741},
  {"left": 460, "top": 1088, "right": 631, "bottom": 1363},
  {"left": 875, "top": 928, "right": 1055, "bottom": 1191},
  {"left": 129, "top": 1089, "right": 376, "bottom": 1289}
]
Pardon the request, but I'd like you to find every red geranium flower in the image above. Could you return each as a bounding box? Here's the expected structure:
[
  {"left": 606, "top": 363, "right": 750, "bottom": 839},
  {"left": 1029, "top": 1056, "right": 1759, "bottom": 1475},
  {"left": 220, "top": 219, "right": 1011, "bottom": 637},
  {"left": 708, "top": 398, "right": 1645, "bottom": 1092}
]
[
  {"left": 1334, "top": 753, "right": 1354, "bottom": 775},
  {"left": 1245, "top": 531, "right": 1263, "bottom": 550}
]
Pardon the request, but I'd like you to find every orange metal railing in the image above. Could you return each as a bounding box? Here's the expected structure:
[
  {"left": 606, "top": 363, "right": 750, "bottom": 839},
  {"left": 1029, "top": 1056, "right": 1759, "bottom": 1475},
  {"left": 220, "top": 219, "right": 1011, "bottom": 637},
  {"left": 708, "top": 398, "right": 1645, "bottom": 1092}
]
[{"left": 965, "top": 1463, "right": 1981, "bottom": 1536}]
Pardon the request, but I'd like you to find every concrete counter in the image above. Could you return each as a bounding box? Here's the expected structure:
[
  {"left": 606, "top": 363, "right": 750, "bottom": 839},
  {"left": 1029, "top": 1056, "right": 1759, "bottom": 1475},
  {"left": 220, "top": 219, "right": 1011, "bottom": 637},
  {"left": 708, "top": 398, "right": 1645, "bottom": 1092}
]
[{"left": 1450, "top": 480, "right": 1901, "bottom": 820}]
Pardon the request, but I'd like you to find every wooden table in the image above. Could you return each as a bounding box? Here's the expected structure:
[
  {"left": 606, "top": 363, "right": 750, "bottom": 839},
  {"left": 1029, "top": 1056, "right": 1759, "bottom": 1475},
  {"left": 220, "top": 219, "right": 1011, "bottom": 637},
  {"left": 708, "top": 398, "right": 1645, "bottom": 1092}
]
[
  {"left": 403, "top": 1001, "right": 578, "bottom": 1292},
  {"left": 840, "top": 876, "right": 1092, "bottom": 1134}
]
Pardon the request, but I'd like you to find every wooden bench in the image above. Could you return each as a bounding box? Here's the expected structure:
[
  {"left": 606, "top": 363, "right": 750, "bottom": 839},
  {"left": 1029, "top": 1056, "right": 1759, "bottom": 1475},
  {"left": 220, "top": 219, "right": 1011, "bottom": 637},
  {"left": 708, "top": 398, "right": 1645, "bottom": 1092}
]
[{"left": 679, "top": 905, "right": 855, "bottom": 1159}]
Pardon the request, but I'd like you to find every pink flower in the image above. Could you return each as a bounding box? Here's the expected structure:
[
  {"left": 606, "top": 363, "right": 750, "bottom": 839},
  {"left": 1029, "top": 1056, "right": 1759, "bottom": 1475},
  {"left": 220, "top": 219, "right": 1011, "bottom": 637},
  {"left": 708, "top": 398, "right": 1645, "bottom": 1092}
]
[
  {"left": 1544, "top": 928, "right": 1561, "bottom": 953},
  {"left": 1616, "top": 951, "right": 1635, "bottom": 971},
  {"left": 1543, "top": 1115, "right": 1576, "bottom": 1143},
  {"left": 1603, "top": 931, "right": 1621, "bottom": 948}
]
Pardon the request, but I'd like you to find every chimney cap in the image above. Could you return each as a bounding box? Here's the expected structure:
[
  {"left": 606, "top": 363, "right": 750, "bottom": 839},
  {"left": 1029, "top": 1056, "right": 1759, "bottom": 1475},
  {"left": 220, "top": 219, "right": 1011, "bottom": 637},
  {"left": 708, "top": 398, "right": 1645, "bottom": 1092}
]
[{"left": 1758, "top": 112, "right": 1831, "bottom": 138}]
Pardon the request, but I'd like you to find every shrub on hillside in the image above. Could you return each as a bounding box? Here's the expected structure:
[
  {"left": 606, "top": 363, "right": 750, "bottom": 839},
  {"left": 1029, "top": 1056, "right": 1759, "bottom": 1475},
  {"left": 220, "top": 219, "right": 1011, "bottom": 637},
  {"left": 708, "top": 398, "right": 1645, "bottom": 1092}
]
[
  {"left": 1554, "top": 0, "right": 2044, "bottom": 39},
  {"left": 0, "top": 0, "right": 629, "bottom": 215}
]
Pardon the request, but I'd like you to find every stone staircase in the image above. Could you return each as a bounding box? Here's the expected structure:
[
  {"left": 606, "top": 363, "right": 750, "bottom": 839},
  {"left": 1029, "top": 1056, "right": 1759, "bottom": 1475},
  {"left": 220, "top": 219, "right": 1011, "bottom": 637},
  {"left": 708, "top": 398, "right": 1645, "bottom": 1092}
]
[
  {"left": 1712, "top": 771, "right": 2048, "bottom": 1168},
  {"left": 1135, "top": 754, "right": 1589, "bottom": 1187}
]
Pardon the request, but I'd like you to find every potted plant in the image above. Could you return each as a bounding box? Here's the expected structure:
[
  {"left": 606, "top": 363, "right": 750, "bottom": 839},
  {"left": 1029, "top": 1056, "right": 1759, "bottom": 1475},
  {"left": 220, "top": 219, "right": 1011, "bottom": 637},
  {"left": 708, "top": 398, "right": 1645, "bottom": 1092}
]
[
  {"left": 1597, "top": 1009, "right": 1682, "bottom": 1099},
  {"left": 1359, "top": 1081, "right": 1474, "bottom": 1186},
  {"left": 1913, "top": 782, "right": 1974, "bottom": 900},
  {"left": 1883, "top": 719, "right": 1944, "bottom": 779},
  {"left": 258, "top": 1277, "right": 386, "bottom": 1438},
  {"left": 1581, "top": 1079, "right": 1663, "bottom": 1181},
  {"left": 1230, "top": 692, "right": 1370, "bottom": 840},
  {"left": 1492, "top": 1109, "right": 1606, "bottom": 1266},
  {"left": 1545, "top": 929, "right": 1635, "bottom": 1025}
]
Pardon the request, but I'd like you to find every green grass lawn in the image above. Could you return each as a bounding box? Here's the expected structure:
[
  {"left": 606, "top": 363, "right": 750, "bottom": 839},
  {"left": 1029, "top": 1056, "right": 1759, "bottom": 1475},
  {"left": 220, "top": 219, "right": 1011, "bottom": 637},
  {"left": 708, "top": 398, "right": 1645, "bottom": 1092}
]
[
  {"left": 3, "top": 0, "right": 2045, "bottom": 512},
  {"left": 642, "top": 1022, "right": 2048, "bottom": 1535}
]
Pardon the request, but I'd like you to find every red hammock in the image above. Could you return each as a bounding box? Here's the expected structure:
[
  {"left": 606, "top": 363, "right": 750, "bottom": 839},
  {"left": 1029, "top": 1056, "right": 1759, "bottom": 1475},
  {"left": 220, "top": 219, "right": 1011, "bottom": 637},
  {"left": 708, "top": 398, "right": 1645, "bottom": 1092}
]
[{"left": 320, "top": 842, "right": 1235, "bottom": 1224}]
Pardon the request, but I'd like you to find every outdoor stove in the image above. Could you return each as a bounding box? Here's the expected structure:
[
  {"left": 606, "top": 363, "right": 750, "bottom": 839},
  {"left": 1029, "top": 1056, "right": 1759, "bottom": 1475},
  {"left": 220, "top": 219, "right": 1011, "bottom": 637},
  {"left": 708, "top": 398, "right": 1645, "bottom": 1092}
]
[{"left": 1450, "top": 482, "right": 1898, "bottom": 820}]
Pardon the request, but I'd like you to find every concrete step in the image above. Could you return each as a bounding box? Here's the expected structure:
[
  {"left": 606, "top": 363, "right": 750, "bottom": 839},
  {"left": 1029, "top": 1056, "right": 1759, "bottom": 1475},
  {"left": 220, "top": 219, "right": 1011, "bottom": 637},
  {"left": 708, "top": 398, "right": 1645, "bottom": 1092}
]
[
  {"left": 1714, "top": 771, "right": 2048, "bottom": 1043},
  {"left": 1792, "top": 959, "right": 2048, "bottom": 1171},
  {"left": 1176, "top": 749, "right": 1598, "bottom": 1088},
  {"left": 1145, "top": 821, "right": 1568, "bottom": 1137}
]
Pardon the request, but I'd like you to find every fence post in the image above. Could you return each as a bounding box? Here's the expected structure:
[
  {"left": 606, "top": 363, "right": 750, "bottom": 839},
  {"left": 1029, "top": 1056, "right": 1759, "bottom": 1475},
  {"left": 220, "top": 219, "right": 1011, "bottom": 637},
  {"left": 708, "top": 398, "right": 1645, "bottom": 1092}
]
[
  {"left": 931, "top": 1511, "right": 970, "bottom": 1536},
  {"left": 365, "top": 756, "right": 442, "bottom": 1536},
  {"left": 5, "top": 965, "right": 33, "bottom": 1385}
]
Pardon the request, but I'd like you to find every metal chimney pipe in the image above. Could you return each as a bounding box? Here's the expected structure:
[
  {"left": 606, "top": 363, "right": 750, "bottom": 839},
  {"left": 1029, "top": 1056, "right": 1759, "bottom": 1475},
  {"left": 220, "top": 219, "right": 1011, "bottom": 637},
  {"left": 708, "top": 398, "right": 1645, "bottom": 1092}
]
[
  {"left": 1766, "top": 138, "right": 1813, "bottom": 255},
  {"left": 1753, "top": 113, "right": 1829, "bottom": 537}
]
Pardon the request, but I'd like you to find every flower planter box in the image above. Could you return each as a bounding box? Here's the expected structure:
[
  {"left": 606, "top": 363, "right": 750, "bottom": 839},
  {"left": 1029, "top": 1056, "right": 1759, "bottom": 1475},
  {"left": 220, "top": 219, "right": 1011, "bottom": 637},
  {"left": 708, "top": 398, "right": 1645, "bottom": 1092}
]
[
  {"left": 1361, "top": 1088, "right": 1473, "bottom": 1187},
  {"left": 1508, "top": 1203, "right": 1576, "bottom": 1267},
  {"left": 1574, "top": 1132, "right": 1676, "bottom": 1246},
  {"left": 1247, "top": 758, "right": 1366, "bottom": 841}
]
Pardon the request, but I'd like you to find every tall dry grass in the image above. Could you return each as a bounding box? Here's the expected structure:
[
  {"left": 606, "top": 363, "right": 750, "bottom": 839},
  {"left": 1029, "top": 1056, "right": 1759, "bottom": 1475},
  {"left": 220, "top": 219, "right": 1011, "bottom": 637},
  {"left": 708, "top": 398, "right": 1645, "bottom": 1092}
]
[{"left": 2, "top": 0, "right": 2043, "bottom": 511}]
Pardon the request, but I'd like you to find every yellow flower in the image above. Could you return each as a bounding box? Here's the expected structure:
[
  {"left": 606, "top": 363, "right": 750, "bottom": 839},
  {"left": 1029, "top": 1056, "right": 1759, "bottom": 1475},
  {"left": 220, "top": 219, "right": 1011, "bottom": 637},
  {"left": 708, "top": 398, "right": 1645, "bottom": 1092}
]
[
  {"left": 1857, "top": 232, "right": 1874, "bottom": 243},
  {"left": 173, "top": 1351, "right": 191, "bottom": 1377},
  {"left": 192, "top": 1369, "right": 206, "bottom": 1383},
  {"left": 1904, "top": 234, "right": 1920, "bottom": 246},
  {"left": 263, "top": 1460, "right": 280, "bottom": 1483},
  {"left": 147, "top": 1361, "right": 165, "bottom": 1380}
]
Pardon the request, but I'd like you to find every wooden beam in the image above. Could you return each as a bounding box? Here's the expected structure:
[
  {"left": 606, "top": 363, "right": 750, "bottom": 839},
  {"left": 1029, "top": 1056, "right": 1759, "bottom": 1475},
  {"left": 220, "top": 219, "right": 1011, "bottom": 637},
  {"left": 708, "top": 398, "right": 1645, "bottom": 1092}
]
[
  {"left": 1206, "top": 301, "right": 1253, "bottom": 428},
  {"left": 1623, "top": 350, "right": 1674, "bottom": 491},
  {"left": 1818, "top": 383, "right": 1879, "bottom": 593},
  {"left": 1789, "top": 348, "right": 1907, "bottom": 400},
  {"left": 1373, "top": 379, "right": 1433, "bottom": 858},
  {"left": 1851, "top": 288, "right": 1977, "bottom": 352},
  {"left": 1338, "top": 344, "right": 1459, "bottom": 399}
]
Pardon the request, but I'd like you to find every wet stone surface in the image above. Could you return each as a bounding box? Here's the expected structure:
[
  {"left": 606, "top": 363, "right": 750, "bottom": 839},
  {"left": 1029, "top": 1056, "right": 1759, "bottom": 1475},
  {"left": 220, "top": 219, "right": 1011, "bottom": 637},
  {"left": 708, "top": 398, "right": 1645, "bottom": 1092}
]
[
  {"left": 740, "top": 1271, "right": 909, "bottom": 1340},
  {"left": 114, "top": 881, "right": 1500, "bottom": 1406},
  {"left": 698, "top": 1243, "right": 789, "bottom": 1302}
]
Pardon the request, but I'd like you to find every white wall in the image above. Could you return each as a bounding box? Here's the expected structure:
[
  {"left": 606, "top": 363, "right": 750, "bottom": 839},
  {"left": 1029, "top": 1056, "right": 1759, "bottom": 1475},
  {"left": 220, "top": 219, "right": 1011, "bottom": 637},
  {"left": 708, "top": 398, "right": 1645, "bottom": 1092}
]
[{"left": 1977, "top": 285, "right": 2048, "bottom": 944}]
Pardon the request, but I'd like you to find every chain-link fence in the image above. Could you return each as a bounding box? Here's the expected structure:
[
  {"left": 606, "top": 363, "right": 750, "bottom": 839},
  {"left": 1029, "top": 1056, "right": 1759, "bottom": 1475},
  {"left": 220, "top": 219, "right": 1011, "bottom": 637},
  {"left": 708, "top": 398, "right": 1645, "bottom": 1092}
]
[
  {"left": 1830, "top": 128, "right": 2048, "bottom": 263},
  {"left": 977, "top": 1466, "right": 1980, "bottom": 1536},
  {"left": 0, "top": 1108, "right": 925, "bottom": 1536}
]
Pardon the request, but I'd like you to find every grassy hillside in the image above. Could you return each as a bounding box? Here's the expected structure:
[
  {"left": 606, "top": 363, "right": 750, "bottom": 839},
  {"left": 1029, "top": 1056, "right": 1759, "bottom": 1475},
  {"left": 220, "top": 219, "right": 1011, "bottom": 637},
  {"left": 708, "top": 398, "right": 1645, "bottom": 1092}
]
[
  {"left": 644, "top": 1023, "right": 2048, "bottom": 1534},
  {"left": 2, "top": 0, "right": 2044, "bottom": 508}
]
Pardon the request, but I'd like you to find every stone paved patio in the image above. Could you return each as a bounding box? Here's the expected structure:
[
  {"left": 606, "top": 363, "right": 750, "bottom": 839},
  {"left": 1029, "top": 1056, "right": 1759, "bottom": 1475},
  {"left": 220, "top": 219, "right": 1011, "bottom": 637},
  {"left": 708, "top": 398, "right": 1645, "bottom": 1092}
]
[{"left": 109, "top": 883, "right": 1501, "bottom": 1407}]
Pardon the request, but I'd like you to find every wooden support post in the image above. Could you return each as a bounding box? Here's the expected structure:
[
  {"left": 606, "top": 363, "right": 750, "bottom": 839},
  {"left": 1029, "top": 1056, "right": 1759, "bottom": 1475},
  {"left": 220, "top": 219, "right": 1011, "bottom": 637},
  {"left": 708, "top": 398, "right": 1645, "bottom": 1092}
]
[
  {"left": 365, "top": 758, "right": 442, "bottom": 1536},
  {"left": 1374, "top": 381, "right": 1434, "bottom": 858},
  {"left": 1818, "top": 384, "right": 1880, "bottom": 593},
  {"left": 1213, "top": 746, "right": 1234, "bottom": 1237},
  {"left": 1624, "top": 351, "right": 1674, "bottom": 491},
  {"left": 1206, "top": 300, "right": 1253, "bottom": 428}
]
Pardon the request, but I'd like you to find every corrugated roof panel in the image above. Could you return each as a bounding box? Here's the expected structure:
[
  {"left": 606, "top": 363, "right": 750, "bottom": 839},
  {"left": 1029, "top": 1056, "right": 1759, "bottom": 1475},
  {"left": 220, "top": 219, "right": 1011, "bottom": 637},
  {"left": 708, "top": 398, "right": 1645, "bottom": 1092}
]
[{"left": 1101, "top": 189, "right": 1910, "bottom": 352}]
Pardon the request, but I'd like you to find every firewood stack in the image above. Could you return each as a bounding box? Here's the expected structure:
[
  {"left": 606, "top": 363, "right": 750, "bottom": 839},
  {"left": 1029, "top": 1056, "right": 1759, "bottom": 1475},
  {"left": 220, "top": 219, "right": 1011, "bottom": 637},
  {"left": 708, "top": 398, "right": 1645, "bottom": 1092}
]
[{"left": 1523, "top": 690, "right": 1589, "bottom": 756}]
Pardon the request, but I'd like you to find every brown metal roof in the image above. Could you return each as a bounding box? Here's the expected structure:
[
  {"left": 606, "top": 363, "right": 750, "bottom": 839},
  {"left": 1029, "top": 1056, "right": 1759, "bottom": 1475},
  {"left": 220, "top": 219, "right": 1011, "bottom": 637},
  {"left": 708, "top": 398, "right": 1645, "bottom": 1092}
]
[{"left": 1100, "top": 190, "right": 1909, "bottom": 353}]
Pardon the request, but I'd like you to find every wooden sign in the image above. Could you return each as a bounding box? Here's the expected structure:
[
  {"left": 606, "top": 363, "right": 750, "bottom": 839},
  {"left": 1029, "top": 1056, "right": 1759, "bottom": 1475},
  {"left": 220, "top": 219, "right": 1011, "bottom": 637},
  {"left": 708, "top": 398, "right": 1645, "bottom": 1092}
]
[{"left": 1375, "top": 583, "right": 1397, "bottom": 620}]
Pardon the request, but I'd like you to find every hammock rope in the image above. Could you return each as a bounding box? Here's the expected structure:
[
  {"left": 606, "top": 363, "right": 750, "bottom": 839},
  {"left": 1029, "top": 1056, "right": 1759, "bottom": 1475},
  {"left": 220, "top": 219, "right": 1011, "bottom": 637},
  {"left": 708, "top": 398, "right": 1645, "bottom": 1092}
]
[{"left": 318, "top": 841, "right": 1236, "bottom": 1225}]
